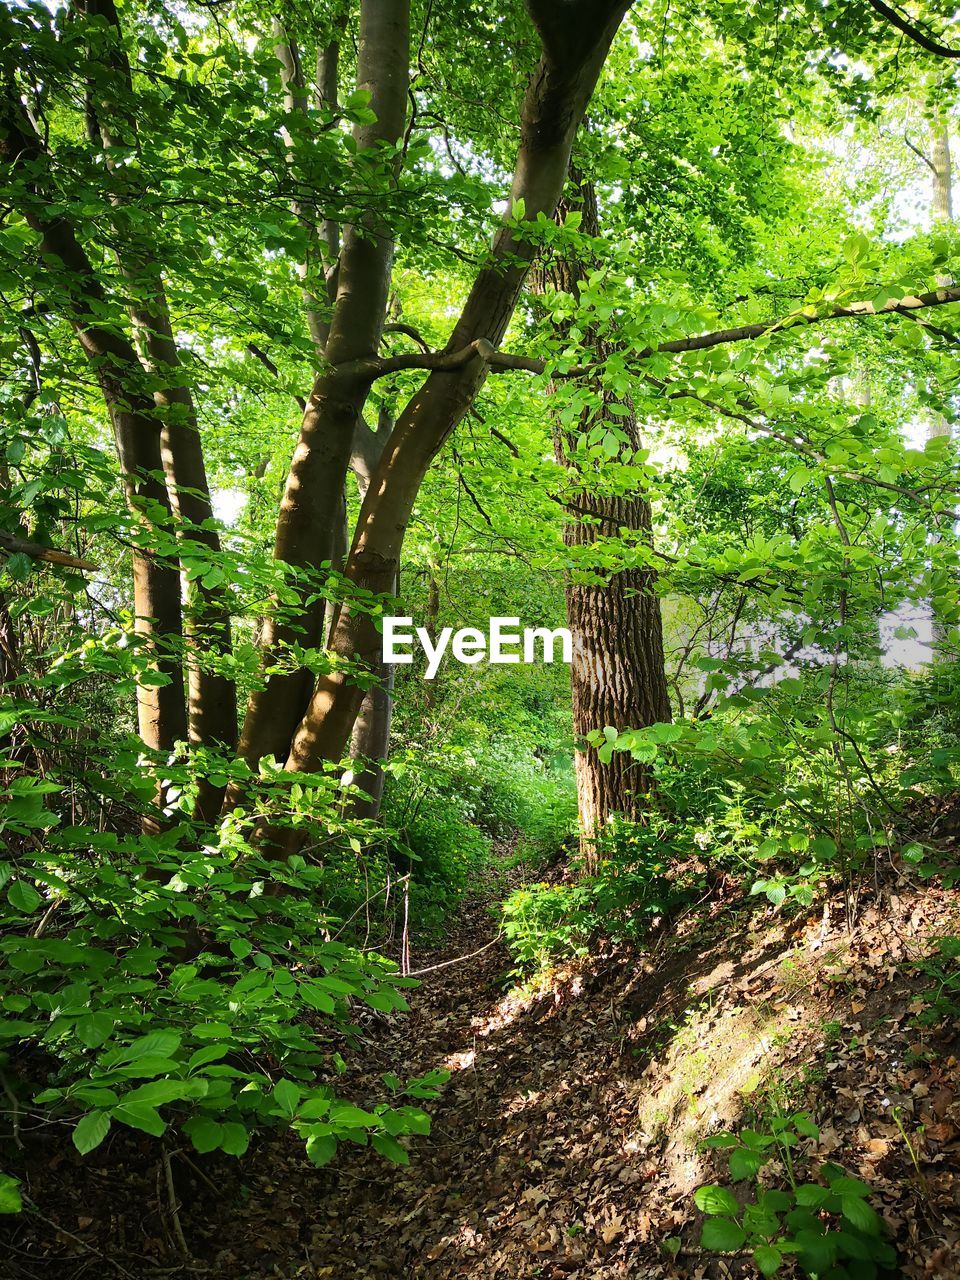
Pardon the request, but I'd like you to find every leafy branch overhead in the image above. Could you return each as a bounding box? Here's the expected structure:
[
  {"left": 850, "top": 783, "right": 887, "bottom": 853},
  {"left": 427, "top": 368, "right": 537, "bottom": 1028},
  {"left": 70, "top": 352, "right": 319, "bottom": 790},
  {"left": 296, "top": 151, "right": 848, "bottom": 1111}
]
[{"left": 1, "top": 0, "right": 960, "bottom": 1274}]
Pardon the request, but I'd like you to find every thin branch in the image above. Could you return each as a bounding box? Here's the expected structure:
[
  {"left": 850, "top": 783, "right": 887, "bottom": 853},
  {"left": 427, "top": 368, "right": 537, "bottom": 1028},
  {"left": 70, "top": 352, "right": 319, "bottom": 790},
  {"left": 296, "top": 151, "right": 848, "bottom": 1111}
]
[
  {"left": 352, "top": 284, "right": 960, "bottom": 384},
  {"left": 340, "top": 336, "right": 496, "bottom": 380},
  {"left": 246, "top": 343, "right": 307, "bottom": 411},
  {"left": 904, "top": 131, "right": 938, "bottom": 175},
  {"left": 382, "top": 321, "right": 431, "bottom": 352}
]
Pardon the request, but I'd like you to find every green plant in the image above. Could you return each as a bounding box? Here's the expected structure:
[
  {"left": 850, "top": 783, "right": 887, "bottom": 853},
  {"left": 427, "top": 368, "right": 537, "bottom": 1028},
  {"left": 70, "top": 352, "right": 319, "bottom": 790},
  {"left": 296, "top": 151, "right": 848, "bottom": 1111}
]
[
  {"left": 500, "top": 819, "right": 701, "bottom": 969},
  {"left": 911, "top": 936, "right": 960, "bottom": 1027},
  {"left": 0, "top": 770, "right": 449, "bottom": 1189},
  {"left": 694, "top": 1112, "right": 898, "bottom": 1277}
]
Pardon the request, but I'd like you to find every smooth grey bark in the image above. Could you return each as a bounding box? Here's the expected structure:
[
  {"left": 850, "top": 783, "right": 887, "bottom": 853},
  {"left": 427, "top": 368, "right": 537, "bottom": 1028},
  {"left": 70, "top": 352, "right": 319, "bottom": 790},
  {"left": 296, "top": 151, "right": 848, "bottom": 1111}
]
[
  {"left": 234, "top": 0, "right": 410, "bottom": 786},
  {"left": 80, "top": 0, "right": 237, "bottom": 819},
  {"left": 0, "top": 84, "right": 188, "bottom": 786}
]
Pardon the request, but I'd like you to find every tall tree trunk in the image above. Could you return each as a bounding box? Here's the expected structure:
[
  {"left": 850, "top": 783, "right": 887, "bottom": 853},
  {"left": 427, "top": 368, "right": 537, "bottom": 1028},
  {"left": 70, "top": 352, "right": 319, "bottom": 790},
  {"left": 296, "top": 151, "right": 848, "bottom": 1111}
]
[
  {"left": 345, "top": 419, "right": 395, "bottom": 821},
  {"left": 539, "top": 178, "right": 671, "bottom": 862},
  {"left": 0, "top": 86, "right": 187, "bottom": 786},
  {"left": 348, "top": 671, "right": 394, "bottom": 820},
  {"left": 79, "top": 0, "right": 237, "bottom": 818},
  {"left": 933, "top": 124, "right": 953, "bottom": 221},
  {"left": 275, "top": 2, "right": 633, "bottom": 856},
  {"left": 563, "top": 483, "right": 671, "bottom": 859},
  {"left": 233, "top": 0, "right": 410, "bottom": 781}
]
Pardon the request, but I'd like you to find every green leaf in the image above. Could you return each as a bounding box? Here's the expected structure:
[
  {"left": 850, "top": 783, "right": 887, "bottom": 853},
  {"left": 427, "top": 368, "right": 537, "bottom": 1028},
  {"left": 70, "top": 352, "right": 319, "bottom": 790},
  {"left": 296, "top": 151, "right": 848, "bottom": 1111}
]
[
  {"left": 700, "top": 1216, "right": 746, "bottom": 1251},
  {"left": 273, "top": 1078, "right": 300, "bottom": 1117},
  {"left": 220, "top": 1123, "right": 250, "bottom": 1157},
  {"left": 305, "top": 1134, "right": 337, "bottom": 1167},
  {"left": 328, "top": 1103, "right": 377, "bottom": 1127},
  {"left": 365, "top": 989, "right": 408, "bottom": 1013},
  {"left": 729, "top": 1147, "right": 763, "bottom": 1180},
  {"left": 794, "top": 1227, "right": 837, "bottom": 1272},
  {"left": 185, "top": 1117, "right": 224, "bottom": 1154},
  {"left": 122, "top": 1080, "right": 199, "bottom": 1107},
  {"left": 112, "top": 1102, "right": 166, "bottom": 1137},
  {"left": 828, "top": 1175, "right": 871, "bottom": 1198},
  {"left": 795, "top": 1184, "right": 828, "bottom": 1208},
  {"left": 759, "top": 1189, "right": 794, "bottom": 1213},
  {"left": 0, "top": 1174, "right": 22, "bottom": 1214},
  {"left": 694, "top": 1184, "right": 740, "bottom": 1216},
  {"left": 5, "top": 553, "right": 33, "bottom": 582},
  {"left": 76, "top": 1012, "right": 114, "bottom": 1049},
  {"left": 753, "top": 1243, "right": 783, "bottom": 1276},
  {"left": 372, "top": 1133, "right": 409, "bottom": 1164},
  {"left": 187, "top": 1044, "right": 230, "bottom": 1071},
  {"left": 111, "top": 1031, "right": 181, "bottom": 1063},
  {"left": 841, "top": 1195, "right": 881, "bottom": 1232},
  {"left": 73, "top": 1110, "right": 111, "bottom": 1155},
  {"left": 7, "top": 880, "right": 41, "bottom": 914}
]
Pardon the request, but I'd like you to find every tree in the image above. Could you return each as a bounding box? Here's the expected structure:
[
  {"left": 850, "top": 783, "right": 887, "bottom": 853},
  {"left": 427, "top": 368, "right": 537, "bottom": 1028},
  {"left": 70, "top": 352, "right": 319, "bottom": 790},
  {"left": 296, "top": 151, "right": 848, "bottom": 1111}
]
[
  {"left": 536, "top": 176, "right": 670, "bottom": 859},
  {"left": 5, "top": 0, "right": 960, "bottom": 859}
]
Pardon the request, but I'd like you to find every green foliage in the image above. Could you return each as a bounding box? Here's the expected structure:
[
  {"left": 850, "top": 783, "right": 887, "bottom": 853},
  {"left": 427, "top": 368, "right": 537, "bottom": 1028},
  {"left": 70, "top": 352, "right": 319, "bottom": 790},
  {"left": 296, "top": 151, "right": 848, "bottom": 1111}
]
[
  {"left": 0, "top": 767, "right": 448, "bottom": 1182},
  {"left": 696, "top": 1114, "right": 898, "bottom": 1277},
  {"left": 501, "top": 820, "right": 702, "bottom": 969},
  {"left": 592, "top": 662, "right": 960, "bottom": 913},
  {"left": 912, "top": 936, "right": 960, "bottom": 1029}
]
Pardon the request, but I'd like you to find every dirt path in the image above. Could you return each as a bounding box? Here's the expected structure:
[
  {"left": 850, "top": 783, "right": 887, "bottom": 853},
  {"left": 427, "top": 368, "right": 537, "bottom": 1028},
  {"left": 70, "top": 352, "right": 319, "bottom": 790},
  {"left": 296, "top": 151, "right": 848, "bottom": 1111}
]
[
  {"left": 256, "top": 882, "right": 960, "bottom": 1280},
  {"left": 6, "top": 879, "right": 960, "bottom": 1279}
]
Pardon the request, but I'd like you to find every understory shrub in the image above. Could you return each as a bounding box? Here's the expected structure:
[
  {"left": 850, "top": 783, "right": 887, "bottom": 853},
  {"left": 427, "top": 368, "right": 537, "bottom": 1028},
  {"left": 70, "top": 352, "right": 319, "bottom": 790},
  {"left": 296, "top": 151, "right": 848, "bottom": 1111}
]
[
  {"left": 382, "top": 741, "right": 575, "bottom": 932},
  {"left": 501, "top": 818, "right": 702, "bottom": 969},
  {"left": 695, "top": 1112, "right": 898, "bottom": 1277},
  {"left": 0, "top": 747, "right": 449, "bottom": 1207}
]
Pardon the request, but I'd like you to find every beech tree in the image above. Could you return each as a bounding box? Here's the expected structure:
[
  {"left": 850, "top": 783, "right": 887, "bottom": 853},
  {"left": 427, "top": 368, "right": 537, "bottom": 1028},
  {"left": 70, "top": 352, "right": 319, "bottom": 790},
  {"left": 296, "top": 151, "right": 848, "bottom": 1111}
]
[{"left": 3, "top": 0, "right": 960, "bottom": 855}]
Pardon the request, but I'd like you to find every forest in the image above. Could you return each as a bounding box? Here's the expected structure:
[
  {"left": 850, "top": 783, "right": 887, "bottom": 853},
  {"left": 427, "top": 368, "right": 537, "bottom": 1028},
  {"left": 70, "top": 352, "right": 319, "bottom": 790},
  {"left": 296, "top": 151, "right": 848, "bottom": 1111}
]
[{"left": 2, "top": 0, "right": 960, "bottom": 1275}]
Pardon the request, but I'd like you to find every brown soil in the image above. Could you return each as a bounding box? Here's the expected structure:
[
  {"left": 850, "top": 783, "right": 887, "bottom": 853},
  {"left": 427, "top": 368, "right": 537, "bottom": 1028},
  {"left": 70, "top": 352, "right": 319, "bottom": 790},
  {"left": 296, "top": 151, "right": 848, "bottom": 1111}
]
[{"left": 3, "top": 875, "right": 960, "bottom": 1279}]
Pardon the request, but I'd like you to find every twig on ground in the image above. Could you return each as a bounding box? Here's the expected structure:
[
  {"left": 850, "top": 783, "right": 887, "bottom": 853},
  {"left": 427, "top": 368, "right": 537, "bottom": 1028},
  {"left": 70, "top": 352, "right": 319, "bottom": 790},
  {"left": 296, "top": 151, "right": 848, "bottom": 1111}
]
[
  {"left": 162, "top": 1146, "right": 190, "bottom": 1258},
  {"left": 405, "top": 935, "right": 505, "bottom": 976}
]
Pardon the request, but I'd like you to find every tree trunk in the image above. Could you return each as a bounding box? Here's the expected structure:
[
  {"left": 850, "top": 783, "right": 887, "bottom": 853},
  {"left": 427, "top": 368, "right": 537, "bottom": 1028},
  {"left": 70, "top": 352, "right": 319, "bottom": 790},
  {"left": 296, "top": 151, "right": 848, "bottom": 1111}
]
[
  {"left": 345, "top": 422, "right": 396, "bottom": 821},
  {"left": 234, "top": 0, "right": 410, "bottom": 782},
  {"left": 563, "top": 484, "right": 671, "bottom": 861},
  {"left": 80, "top": 0, "right": 238, "bottom": 818},
  {"left": 277, "top": 2, "right": 633, "bottom": 841},
  {"left": 348, "top": 669, "right": 394, "bottom": 820},
  {"left": 538, "top": 178, "right": 671, "bottom": 862},
  {"left": 0, "top": 89, "right": 188, "bottom": 784},
  {"left": 933, "top": 125, "right": 953, "bottom": 221}
]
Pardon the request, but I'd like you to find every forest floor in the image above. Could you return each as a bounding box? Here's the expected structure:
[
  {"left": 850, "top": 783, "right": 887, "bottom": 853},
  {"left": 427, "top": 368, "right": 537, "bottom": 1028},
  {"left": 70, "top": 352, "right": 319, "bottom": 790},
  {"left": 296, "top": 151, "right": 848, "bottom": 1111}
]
[{"left": 4, "top": 856, "right": 960, "bottom": 1280}]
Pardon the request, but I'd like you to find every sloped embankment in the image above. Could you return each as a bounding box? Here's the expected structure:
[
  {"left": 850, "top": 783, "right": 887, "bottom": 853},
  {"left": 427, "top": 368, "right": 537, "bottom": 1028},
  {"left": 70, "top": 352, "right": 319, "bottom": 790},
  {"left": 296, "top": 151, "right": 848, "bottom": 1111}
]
[
  {"left": 294, "top": 879, "right": 960, "bottom": 1280},
  {"left": 5, "top": 878, "right": 959, "bottom": 1278}
]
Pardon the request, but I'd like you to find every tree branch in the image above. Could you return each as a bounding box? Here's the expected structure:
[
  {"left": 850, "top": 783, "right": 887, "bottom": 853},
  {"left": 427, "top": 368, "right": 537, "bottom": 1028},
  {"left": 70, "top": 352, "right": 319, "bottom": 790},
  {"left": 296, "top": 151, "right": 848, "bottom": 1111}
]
[
  {"left": 904, "top": 130, "right": 938, "bottom": 174},
  {"left": 0, "top": 529, "right": 97, "bottom": 572},
  {"left": 347, "top": 284, "right": 960, "bottom": 383},
  {"left": 867, "top": 0, "right": 960, "bottom": 58}
]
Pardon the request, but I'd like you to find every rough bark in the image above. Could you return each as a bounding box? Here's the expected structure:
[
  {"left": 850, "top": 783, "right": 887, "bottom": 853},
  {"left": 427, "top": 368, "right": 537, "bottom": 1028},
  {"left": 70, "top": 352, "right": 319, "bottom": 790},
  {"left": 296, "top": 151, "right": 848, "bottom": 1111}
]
[
  {"left": 0, "top": 84, "right": 187, "bottom": 772},
  {"left": 234, "top": 0, "right": 410, "bottom": 782},
  {"left": 563, "top": 487, "right": 671, "bottom": 852},
  {"left": 539, "top": 178, "right": 671, "bottom": 860},
  {"left": 279, "top": 1, "right": 632, "bottom": 818}
]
